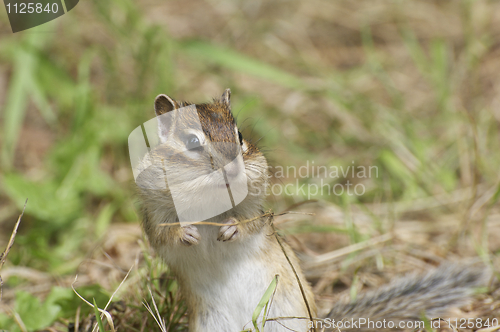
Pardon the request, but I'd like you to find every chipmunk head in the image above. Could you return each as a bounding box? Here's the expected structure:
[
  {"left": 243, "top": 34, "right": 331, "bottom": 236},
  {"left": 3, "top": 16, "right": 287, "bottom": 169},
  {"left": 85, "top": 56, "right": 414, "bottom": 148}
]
[
  {"left": 154, "top": 89, "right": 242, "bottom": 167},
  {"left": 135, "top": 89, "right": 268, "bottom": 223}
]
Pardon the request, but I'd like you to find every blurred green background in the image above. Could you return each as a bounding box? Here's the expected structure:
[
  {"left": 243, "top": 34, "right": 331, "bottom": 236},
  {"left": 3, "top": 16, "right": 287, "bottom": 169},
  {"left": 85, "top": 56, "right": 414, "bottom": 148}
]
[{"left": 1, "top": 0, "right": 499, "bottom": 331}]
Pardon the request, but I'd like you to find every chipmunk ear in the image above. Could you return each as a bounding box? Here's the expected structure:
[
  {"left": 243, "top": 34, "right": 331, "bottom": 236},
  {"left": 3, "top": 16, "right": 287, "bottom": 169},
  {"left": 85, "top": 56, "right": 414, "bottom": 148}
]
[
  {"left": 220, "top": 89, "right": 231, "bottom": 107},
  {"left": 154, "top": 94, "right": 177, "bottom": 143},
  {"left": 155, "top": 94, "right": 179, "bottom": 116}
]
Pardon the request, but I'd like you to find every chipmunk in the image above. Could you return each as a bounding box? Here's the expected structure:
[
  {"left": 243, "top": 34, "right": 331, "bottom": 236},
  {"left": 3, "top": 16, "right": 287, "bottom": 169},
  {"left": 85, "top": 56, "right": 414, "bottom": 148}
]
[{"left": 133, "top": 89, "right": 489, "bottom": 332}]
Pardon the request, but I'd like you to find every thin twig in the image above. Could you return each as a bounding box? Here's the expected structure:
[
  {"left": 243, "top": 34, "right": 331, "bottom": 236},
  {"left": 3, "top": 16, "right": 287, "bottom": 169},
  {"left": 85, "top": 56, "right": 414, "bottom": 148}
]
[
  {"left": 75, "top": 305, "right": 81, "bottom": 332},
  {"left": 0, "top": 199, "right": 28, "bottom": 301},
  {"left": 304, "top": 233, "right": 393, "bottom": 269},
  {"left": 90, "top": 263, "right": 135, "bottom": 332},
  {"left": 269, "top": 213, "right": 316, "bottom": 332},
  {"left": 158, "top": 211, "right": 314, "bottom": 227},
  {"left": 71, "top": 276, "right": 116, "bottom": 332},
  {"left": 143, "top": 286, "right": 167, "bottom": 332}
]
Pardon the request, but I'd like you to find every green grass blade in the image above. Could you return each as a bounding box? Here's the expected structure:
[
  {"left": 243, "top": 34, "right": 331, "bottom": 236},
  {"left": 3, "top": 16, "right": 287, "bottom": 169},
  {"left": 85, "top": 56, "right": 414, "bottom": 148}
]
[
  {"left": 93, "top": 298, "right": 106, "bottom": 332},
  {"left": 179, "top": 40, "right": 305, "bottom": 90},
  {"left": 1, "top": 31, "right": 49, "bottom": 169},
  {"left": 1, "top": 48, "right": 33, "bottom": 169},
  {"left": 252, "top": 275, "right": 278, "bottom": 332}
]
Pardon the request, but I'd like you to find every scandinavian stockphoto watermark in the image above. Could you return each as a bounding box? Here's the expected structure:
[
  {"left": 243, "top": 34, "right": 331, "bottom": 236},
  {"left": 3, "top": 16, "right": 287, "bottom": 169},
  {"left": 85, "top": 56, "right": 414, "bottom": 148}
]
[
  {"left": 264, "top": 161, "right": 379, "bottom": 200},
  {"left": 311, "top": 317, "right": 499, "bottom": 330}
]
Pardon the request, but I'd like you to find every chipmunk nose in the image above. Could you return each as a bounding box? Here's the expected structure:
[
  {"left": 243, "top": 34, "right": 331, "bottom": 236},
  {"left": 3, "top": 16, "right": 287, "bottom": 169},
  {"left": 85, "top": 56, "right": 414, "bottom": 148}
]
[{"left": 224, "top": 157, "right": 243, "bottom": 178}]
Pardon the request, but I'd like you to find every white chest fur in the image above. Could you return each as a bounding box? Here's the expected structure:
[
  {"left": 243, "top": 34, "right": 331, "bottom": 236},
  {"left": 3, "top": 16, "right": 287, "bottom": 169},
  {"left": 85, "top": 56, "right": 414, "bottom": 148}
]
[
  {"left": 159, "top": 225, "right": 268, "bottom": 330},
  {"left": 157, "top": 225, "right": 309, "bottom": 332}
]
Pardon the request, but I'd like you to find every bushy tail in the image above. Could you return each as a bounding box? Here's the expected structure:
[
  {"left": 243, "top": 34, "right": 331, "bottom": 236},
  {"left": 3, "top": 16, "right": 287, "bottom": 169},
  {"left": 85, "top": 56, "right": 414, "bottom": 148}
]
[{"left": 327, "top": 263, "right": 490, "bottom": 322}]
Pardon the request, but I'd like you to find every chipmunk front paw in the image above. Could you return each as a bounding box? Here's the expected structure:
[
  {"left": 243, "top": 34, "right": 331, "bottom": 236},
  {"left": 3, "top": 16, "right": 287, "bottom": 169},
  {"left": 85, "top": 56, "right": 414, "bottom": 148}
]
[
  {"left": 180, "top": 225, "right": 201, "bottom": 246},
  {"left": 217, "top": 218, "right": 239, "bottom": 242}
]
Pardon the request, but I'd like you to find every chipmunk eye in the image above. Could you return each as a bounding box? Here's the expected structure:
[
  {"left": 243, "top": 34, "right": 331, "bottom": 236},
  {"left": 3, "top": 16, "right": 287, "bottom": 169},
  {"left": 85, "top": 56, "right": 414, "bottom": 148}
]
[
  {"left": 238, "top": 131, "right": 243, "bottom": 145},
  {"left": 185, "top": 135, "right": 203, "bottom": 151}
]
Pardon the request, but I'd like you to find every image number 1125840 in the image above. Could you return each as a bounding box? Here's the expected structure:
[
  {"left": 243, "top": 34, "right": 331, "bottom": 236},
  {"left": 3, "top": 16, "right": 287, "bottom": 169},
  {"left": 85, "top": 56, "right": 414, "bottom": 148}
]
[
  {"left": 3, "top": 0, "right": 80, "bottom": 33},
  {"left": 5, "top": 2, "right": 59, "bottom": 13}
]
